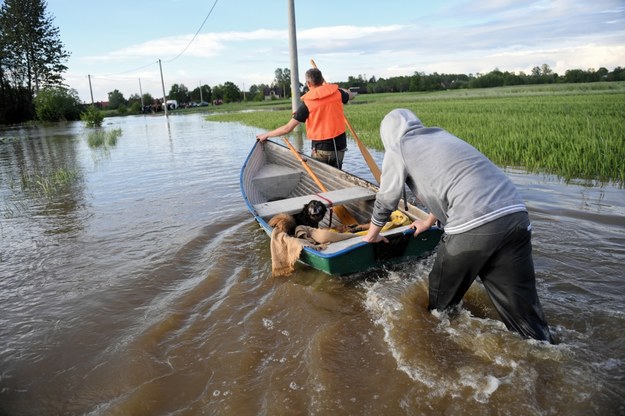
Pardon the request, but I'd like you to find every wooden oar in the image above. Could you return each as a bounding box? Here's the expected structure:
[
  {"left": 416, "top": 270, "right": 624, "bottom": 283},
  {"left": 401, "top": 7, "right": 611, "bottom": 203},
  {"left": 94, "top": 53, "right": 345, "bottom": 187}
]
[
  {"left": 310, "top": 59, "right": 382, "bottom": 184},
  {"left": 283, "top": 138, "right": 358, "bottom": 226}
]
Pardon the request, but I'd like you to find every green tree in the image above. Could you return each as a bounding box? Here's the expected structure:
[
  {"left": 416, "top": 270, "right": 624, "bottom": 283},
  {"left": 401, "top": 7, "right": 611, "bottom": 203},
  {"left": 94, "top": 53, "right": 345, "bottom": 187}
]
[
  {"left": 190, "top": 84, "right": 211, "bottom": 103},
  {"left": 212, "top": 84, "right": 223, "bottom": 101},
  {"left": 597, "top": 67, "right": 609, "bottom": 80},
  {"left": 248, "top": 84, "right": 259, "bottom": 97},
  {"left": 142, "top": 93, "right": 154, "bottom": 106},
  {"left": 607, "top": 66, "right": 625, "bottom": 81},
  {"left": 0, "top": 0, "right": 69, "bottom": 93},
  {"left": 128, "top": 101, "right": 141, "bottom": 113},
  {"left": 0, "top": 0, "right": 70, "bottom": 123},
  {"left": 274, "top": 68, "right": 291, "bottom": 98},
  {"left": 34, "top": 86, "right": 81, "bottom": 122},
  {"left": 564, "top": 69, "right": 587, "bottom": 83},
  {"left": 221, "top": 81, "right": 241, "bottom": 103},
  {"left": 168, "top": 83, "right": 190, "bottom": 104},
  {"left": 249, "top": 83, "right": 270, "bottom": 101},
  {"left": 107, "top": 89, "right": 126, "bottom": 109},
  {"left": 127, "top": 93, "right": 141, "bottom": 106},
  {"left": 202, "top": 84, "right": 212, "bottom": 103}
]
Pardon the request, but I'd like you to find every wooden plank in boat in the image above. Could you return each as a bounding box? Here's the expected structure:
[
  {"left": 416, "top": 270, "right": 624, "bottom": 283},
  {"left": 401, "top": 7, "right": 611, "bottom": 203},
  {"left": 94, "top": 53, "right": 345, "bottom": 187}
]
[{"left": 253, "top": 186, "right": 376, "bottom": 218}]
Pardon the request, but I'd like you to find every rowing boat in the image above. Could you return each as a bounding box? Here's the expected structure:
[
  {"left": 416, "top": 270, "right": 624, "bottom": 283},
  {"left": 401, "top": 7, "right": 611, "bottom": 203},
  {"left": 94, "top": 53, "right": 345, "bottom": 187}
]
[{"left": 240, "top": 139, "right": 442, "bottom": 275}]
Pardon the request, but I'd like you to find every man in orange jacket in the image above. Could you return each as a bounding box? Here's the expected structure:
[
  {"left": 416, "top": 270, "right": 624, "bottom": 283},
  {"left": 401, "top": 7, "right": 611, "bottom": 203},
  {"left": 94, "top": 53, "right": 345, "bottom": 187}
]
[{"left": 256, "top": 68, "right": 354, "bottom": 169}]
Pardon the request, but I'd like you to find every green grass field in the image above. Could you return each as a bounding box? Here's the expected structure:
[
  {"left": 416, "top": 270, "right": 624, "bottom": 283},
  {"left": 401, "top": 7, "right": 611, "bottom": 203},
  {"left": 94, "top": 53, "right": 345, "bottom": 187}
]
[{"left": 207, "top": 82, "right": 625, "bottom": 186}]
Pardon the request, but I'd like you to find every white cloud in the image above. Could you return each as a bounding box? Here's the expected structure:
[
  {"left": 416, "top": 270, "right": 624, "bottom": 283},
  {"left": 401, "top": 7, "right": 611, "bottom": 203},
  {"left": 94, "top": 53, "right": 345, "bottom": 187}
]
[{"left": 66, "top": 0, "right": 625, "bottom": 102}]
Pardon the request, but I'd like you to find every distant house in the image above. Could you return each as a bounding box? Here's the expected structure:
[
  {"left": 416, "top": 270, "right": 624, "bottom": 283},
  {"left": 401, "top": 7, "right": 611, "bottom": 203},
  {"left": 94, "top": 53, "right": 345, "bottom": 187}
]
[
  {"left": 263, "top": 85, "right": 287, "bottom": 101},
  {"left": 264, "top": 90, "right": 280, "bottom": 100}
]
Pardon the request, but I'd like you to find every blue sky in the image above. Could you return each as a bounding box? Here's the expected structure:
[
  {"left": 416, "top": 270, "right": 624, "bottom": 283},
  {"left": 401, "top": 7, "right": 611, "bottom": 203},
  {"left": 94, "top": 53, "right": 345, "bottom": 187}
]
[{"left": 46, "top": 0, "right": 625, "bottom": 103}]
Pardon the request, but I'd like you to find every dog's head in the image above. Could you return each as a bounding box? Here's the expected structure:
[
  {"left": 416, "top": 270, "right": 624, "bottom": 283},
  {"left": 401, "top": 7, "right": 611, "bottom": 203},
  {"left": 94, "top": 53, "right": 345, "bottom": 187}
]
[{"left": 302, "top": 200, "right": 327, "bottom": 225}]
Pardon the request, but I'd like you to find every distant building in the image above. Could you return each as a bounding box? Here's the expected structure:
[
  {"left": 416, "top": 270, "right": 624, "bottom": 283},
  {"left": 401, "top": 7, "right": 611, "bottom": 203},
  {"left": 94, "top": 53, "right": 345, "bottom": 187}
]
[{"left": 263, "top": 86, "right": 285, "bottom": 101}]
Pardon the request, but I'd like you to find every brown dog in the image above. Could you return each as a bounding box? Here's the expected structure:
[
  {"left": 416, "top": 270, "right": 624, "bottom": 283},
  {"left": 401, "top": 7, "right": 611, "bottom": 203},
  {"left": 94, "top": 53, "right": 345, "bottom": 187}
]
[{"left": 268, "top": 213, "right": 297, "bottom": 236}]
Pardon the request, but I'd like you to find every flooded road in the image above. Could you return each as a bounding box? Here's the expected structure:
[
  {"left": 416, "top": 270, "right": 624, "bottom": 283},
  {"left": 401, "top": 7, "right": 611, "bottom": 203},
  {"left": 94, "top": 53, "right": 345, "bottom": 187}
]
[{"left": 1, "top": 114, "right": 623, "bottom": 415}]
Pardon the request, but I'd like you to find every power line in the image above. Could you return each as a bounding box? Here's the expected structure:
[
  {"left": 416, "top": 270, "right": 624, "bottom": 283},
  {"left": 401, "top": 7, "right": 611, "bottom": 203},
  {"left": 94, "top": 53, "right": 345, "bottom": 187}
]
[
  {"left": 164, "top": 0, "right": 220, "bottom": 63},
  {"left": 97, "top": 61, "right": 159, "bottom": 78},
  {"left": 89, "top": 0, "right": 219, "bottom": 78}
]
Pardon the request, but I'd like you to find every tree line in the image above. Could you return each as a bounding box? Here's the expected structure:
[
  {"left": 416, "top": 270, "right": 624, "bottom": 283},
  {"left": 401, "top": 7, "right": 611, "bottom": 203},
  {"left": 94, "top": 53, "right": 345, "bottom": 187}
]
[
  {"left": 105, "top": 68, "right": 293, "bottom": 111},
  {"left": 337, "top": 64, "right": 625, "bottom": 93},
  {"left": 102, "top": 64, "right": 625, "bottom": 112},
  {"left": 1, "top": 0, "right": 623, "bottom": 125}
]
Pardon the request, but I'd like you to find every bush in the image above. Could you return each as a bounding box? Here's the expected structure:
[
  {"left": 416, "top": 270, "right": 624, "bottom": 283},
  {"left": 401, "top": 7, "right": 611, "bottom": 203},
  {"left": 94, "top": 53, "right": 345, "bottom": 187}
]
[
  {"left": 80, "top": 106, "right": 104, "bottom": 127},
  {"left": 34, "top": 87, "right": 82, "bottom": 122},
  {"left": 129, "top": 102, "right": 141, "bottom": 114}
]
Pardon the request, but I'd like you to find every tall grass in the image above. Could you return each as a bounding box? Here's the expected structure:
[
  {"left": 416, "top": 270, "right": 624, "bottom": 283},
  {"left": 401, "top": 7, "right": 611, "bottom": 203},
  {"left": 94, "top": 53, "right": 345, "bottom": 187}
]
[
  {"left": 2, "top": 167, "right": 81, "bottom": 219},
  {"left": 19, "top": 168, "right": 81, "bottom": 197},
  {"left": 208, "top": 82, "right": 625, "bottom": 185},
  {"left": 87, "top": 128, "right": 122, "bottom": 148}
]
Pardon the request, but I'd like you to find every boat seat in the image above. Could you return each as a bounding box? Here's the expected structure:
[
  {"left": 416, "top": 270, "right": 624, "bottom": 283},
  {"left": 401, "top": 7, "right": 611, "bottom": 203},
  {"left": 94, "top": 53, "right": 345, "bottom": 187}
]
[
  {"left": 254, "top": 186, "right": 376, "bottom": 218},
  {"left": 253, "top": 164, "right": 301, "bottom": 199}
]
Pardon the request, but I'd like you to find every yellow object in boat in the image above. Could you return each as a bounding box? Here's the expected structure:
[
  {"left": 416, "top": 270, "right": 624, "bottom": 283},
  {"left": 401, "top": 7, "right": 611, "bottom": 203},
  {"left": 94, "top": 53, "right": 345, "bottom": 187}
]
[{"left": 381, "top": 210, "right": 411, "bottom": 231}]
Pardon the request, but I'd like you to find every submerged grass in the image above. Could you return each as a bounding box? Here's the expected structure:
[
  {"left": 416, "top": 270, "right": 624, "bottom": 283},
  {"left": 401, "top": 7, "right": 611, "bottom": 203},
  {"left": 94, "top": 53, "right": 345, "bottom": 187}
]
[
  {"left": 19, "top": 168, "right": 81, "bottom": 197},
  {"left": 208, "top": 82, "right": 625, "bottom": 185},
  {"left": 87, "top": 128, "right": 122, "bottom": 148},
  {"left": 2, "top": 167, "right": 82, "bottom": 218}
]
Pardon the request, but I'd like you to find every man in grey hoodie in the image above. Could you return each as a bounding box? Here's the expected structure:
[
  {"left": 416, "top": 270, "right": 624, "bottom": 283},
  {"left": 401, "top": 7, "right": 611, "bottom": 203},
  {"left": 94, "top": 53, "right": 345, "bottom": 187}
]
[{"left": 362, "top": 108, "right": 553, "bottom": 343}]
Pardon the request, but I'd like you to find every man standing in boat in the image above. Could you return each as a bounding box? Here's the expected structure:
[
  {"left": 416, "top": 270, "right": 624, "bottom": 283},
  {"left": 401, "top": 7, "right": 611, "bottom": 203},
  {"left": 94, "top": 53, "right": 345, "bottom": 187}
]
[
  {"left": 256, "top": 68, "right": 354, "bottom": 169},
  {"left": 362, "top": 108, "right": 554, "bottom": 343}
]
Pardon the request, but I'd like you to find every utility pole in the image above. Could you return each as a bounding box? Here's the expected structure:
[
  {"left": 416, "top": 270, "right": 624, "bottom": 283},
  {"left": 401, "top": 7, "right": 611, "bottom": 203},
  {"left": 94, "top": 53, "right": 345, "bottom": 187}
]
[
  {"left": 88, "top": 74, "right": 94, "bottom": 105},
  {"left": 138, "top": 78, "right": 144, "bottom": 109},
  {"left": 159, "top": 59, "right": 168, "bottom": 117},
  {"left": 287, "top": 0, "right": 301, "bottom": 113}
]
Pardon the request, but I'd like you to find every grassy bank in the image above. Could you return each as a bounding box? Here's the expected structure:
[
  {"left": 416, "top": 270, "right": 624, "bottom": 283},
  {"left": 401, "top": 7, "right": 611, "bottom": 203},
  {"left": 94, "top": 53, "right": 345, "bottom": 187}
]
[{"left": 207, "top": 82, "right": 625, "bottom": 186}]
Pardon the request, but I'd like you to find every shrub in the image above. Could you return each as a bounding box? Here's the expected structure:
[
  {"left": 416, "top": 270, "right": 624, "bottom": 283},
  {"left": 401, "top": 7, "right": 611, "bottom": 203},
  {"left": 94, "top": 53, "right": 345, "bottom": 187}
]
[
  {"left": 80, "top": 106, "right": 104, "bottom": 127},
  {"left": 34, "top": 87, "right": 82, "bottom": 122}
]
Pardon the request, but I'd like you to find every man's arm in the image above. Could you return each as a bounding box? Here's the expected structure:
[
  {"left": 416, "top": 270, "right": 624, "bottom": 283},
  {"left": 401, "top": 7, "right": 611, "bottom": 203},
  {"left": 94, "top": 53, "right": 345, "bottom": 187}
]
[
  {"left": 256, "top": 118, "right": 301, "bottom": 141},
  {"left": 339, "top": 88, "right": 355, "bottom": 103}
]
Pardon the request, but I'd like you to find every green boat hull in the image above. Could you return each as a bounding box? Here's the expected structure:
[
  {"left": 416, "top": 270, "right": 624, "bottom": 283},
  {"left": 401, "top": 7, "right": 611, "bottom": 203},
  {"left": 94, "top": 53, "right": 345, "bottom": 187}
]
[{"left": 299, "top": 228, "right": 442, "bottom": 275}]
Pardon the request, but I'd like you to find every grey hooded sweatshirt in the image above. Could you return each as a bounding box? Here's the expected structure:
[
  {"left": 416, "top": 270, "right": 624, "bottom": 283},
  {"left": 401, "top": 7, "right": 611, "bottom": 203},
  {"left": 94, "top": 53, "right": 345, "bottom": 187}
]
[{"left": 371, "top": 109, "right": 526, "bottom": 234}]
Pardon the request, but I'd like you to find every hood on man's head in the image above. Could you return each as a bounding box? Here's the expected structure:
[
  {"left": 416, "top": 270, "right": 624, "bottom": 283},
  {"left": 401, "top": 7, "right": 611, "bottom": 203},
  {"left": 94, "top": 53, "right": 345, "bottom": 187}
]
[{"left": 380, "top": 109, "right": 423, "bottom": 151}]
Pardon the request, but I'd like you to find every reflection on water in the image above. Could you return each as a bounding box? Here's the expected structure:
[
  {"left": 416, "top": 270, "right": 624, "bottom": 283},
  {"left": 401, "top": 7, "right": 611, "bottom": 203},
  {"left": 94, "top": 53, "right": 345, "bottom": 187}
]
[{"left": 0, "top": 114, "right": 624, "bottom": 415}]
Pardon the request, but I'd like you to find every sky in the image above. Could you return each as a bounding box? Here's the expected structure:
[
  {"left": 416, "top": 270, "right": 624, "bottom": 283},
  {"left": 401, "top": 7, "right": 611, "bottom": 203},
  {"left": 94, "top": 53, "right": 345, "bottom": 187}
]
[{"left": 45, "top": 0, "right": 625, "bottom": 103}]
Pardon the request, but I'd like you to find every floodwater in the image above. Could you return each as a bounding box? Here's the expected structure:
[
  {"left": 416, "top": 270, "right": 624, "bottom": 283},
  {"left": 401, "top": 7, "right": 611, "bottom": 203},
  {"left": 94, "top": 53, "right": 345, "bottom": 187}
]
[{"left": 1, "top": 114, "right": 623, "bottom": 415}]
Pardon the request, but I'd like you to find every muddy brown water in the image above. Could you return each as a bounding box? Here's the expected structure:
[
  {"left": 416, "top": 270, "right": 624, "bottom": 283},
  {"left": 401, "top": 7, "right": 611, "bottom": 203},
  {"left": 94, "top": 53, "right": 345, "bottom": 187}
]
[{"left": 1, "top": 114, "right": 623, "bottom": 415}]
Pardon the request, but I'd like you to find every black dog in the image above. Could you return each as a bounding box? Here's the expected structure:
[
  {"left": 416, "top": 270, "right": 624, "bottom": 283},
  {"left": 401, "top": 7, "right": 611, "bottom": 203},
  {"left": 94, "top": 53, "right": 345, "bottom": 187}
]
[{"left": 294, "top": 200, "right": 327, "bottom": 228}]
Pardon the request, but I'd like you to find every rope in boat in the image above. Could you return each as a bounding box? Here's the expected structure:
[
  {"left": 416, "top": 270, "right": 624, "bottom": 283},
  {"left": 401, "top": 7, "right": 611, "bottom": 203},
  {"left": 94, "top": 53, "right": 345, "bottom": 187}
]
[{"left": 314, "top": 193, "right": 334, "bottom": 228}]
